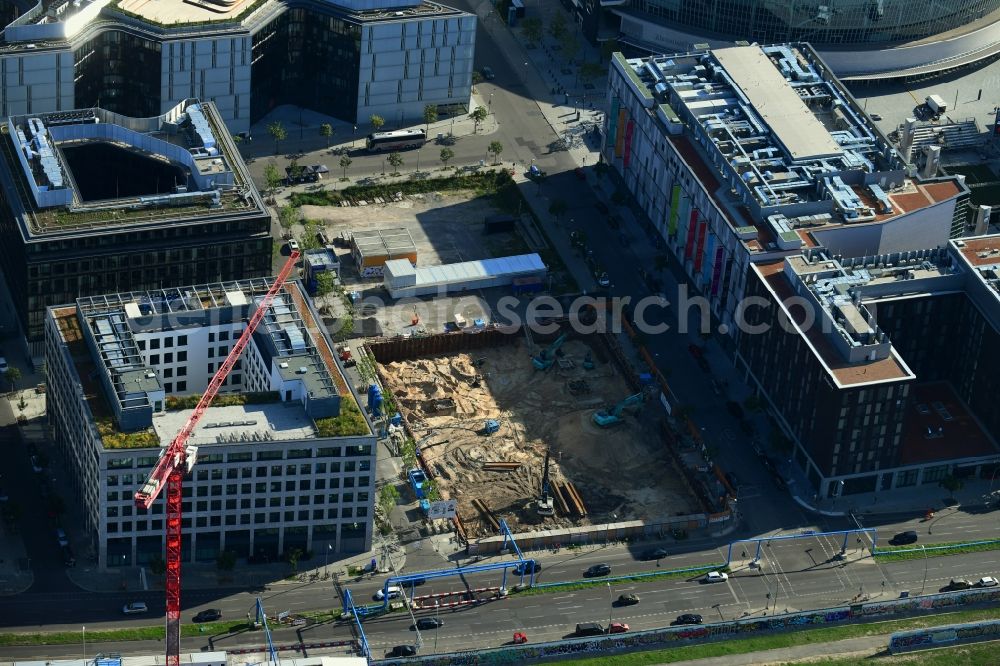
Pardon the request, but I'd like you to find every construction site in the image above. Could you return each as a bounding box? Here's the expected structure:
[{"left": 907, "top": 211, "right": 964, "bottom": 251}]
[{"left": 372, "top": 328, "right": 701, "bottom": 538}]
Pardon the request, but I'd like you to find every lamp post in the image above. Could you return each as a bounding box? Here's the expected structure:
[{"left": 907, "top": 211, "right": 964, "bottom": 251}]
[
  {"left": 353, "top": 125, "right": 358, "bottom": 149},
  {"left": 606, "top": 582, "right": 613, "bottom": 631},
  {"left": 325, "top": 543, "right": 332, "bottom": 576},
  {"left": 434, "top": 600, "right": 440, "bottom": 652},
  {"left": 919, "top": 545, "right": 929, "bottom": 595},
  {"left": 82, "top": 626, "right": 86, "bottom": 662}
]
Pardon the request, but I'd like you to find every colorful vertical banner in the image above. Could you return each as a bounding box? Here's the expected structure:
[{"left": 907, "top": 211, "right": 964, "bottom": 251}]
[
  {"left": 623, "top": 120, "right": 635, "bottom": 168},
  {"left": 668, "top": 184, "right": 681, "bottom": 236},
  {"left": 614, "top": 109, "right": 626, "bottom": 157},
  {"left": 711, "top": 246, "right": 724, "bottom": 296},
  {"left": 684, "top": 210, "right": 698, "bottom": 260},
  {"left": 693, "top": 221, "right": 707, "bottom": 272},
  {"left": 609, "top": 98, "right": 620, "bottom": 143}
]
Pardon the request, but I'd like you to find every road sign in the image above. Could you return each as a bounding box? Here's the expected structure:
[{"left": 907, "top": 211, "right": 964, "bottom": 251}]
[{"left": 427, "top": 500, "right": 457, "bottom": 519}]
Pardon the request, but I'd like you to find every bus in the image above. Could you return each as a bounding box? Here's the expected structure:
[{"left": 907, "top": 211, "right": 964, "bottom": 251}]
[{"left": 365, "top": 129, "right": 426, "bottom": 152}]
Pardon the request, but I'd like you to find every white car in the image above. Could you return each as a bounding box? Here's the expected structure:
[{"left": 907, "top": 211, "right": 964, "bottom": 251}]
[
  {"left": 976, "top": 576, "right": 998, "bottom": 588},
  {"left": 705, "top": 571, "right": 729, "bottom": 583},
  {"left": 122, "top": 602, "right": 148, "bottom": 614},
  {"left": 0, "top": 356, "right": 8, "bottom": 373},
  {"left": 287, "top": 239, "right": 300, "bottom": 252},
  {"left": 374, "top": 585, "right": 402, "bottom": 601}
]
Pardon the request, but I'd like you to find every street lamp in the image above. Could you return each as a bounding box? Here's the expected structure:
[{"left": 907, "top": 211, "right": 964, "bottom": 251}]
[
  {"left": 434, "top": 600, "right": 441, "bottom": 652},
  {"left": 325, "top": 543, "right": 332, "bottom": 575},
  {"left": 353, "top": 125, "right": 358, "bottom": 148},
  {"left": 82, "top": 626, "right": 86, "bottom": 662},
  {"left": 606, "top": 582, "right": 613, "bottom": 630},
  {"left": 919, "top": 545, "right": 929, "bottom": 595}
]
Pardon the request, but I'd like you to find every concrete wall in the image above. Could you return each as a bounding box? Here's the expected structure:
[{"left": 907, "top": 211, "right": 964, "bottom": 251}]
[
  {"left": 161, "top": 36, "right": 253, "bottom": 134},
  {"left": 0, "top": 49, "right": 74, "bottom": 116},
  {"left": 812, "top": 198, "right": 957, "bottom": 258}
]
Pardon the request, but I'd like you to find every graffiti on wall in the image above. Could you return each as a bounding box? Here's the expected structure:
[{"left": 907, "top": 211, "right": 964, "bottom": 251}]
[{"left": 890, "top": 618, "right": 1000, "bottom": 654}]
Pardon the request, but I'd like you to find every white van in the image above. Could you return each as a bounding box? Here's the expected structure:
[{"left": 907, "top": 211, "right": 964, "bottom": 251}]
[{"left": 375, "top": 585, "right": 402, "bottom": 601}]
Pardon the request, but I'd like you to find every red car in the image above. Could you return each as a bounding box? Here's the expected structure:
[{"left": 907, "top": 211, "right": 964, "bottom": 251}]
[
  {"left": 513, "top": 632, "right": 528, "bottom": 644},
  {"left": 609, "top": 622, "right": 629, "bottom": 634},
  {"left": 574, "top": 167, "right": 586, "bottom": 180}
]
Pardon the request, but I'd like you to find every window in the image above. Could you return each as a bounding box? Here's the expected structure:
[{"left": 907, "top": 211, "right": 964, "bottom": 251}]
[
  {"left": 164, "top": 352, "right": 173, "bottom": 363},
  {"left": 342, "top": 507, "right": 353, "bottom": 518},
  {"left": 209, "top": 332, "right": 215, "bottom": 343},
  {"left": 178, "top": 351, "right": 187, "bottom": 362},
  {"left": 151, "top": 354, "right": 160, "bottom": 365},
  {"left": 217, "top": 347, "right": 228, "bottom": 357},
  {"left": 138, "top": 340, "right": 146, "bottom": 351},
  {"left": 179, "top": 335, "right": 187, "bottom": 345},
  {"left": 177, "top": 367, "right": 187, "bottom": 377},
  {"left": 151, "top": 339, "right": 160, "bottom": 350},
  {"left": 220, "top": 331, "right": 230, "bottom": 341},
  {"left": 177, "top": 381, "right": 187, "bottom": 392},
  {"left": 358, "top": 477, "right": 370, "bottom": 487},
  {"left": 207, "top": 363, "right": 214, "bottom": 373},
  {"left": 228, "top": 452, "right": 252, "bottom": 463},
  {"left": 164, "top": 383, "right": 172, "bottom": 393},
  {"left": 164, "top": 337, "right": 173, "bottom": 348},
  {"left": 164, "top": 368, "right": 173, "bottom": 378},
  {"left": 257, "top": 450, "right": 283, "bottom": 461}
]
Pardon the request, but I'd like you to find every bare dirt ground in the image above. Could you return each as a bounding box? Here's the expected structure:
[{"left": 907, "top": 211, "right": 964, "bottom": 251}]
[{"left": 379, "top": 339, "right": 700, "bottom": 537}]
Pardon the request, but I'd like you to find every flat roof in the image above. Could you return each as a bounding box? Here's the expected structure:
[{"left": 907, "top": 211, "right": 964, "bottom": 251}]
[
  {"left": 713, "top": 45, "right": 843, "bottom": 161},
  {"left": 117, "top": 0, "right": 255, "bottom": 24},
  {"left": 955, "top": 235, "right": 1000, "bottom": 267},
  {"left": 899, "top": 382, "right": 997, "bottom": 465},
  {"left": 387, "top": 253, "right": 545, "bottom": 286},
  {"left": 152, "top": 402, "right": 317, "bottom": 445}
]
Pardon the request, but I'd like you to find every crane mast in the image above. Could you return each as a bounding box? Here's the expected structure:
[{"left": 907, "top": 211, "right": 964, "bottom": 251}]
[{"left": 134, "top": 252, "right": 300, "bottom": 666}]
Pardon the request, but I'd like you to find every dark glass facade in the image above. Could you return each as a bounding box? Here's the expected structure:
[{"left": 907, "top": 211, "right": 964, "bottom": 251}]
[
  {"left": 251, "top": 8, "right": 361, "bottom": 124},
  {"left": 628, "top": 0, "right": 1000, "bottom": 45},
  {"left": 73, "top": 31, "right": 162, "bottom": 118}
]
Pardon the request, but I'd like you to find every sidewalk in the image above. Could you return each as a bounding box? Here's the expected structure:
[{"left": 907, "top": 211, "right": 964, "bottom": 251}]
[{"left": 668, "top": 633, "right": 887, "bottom": 666}]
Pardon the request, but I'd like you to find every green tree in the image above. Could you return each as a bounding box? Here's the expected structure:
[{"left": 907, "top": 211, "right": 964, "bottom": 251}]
[
  {"left": 267, "top": 121, "right": 287, "bottom": 155},
  {"left": 334, "top": 313, "right": 354, "bottom": 342},
  {"left": 231, "top": 134, "right": 243, "bottom": 144},
  {"left": 488, "top": 140, "right": 504, "bottom": 165},
  {"left": 339, "top": 153, "right": 353, "bottom": 180},
  {"left": 286, "top": 547, "right": 303, "bottom": 573},
  {"left": 548, "top": 12, "right": 567, "bottom": 40},
  {"left": 4, "top": 367, "right": 21, "bottom": 393},
  {"left": 469, "top": 106, "right": 488, "bottom": 133},
  {"left": 600, "top": 38, "right": 619, "bottom": 62},
  {"left": 287, "top": 159, "right": 304, "bottom": 182},
  {"left": 378, "top": 484, "right": 401, "bottom": 517},
  {"left": 149, "top": 555, "right": 167, "bottom": 576},
  {"left": 278, "top": 205, "right": 300, "bottom": 230},
  {"left": 387, "top": 151, "right": 404, "bottom": 174},
  {"left": 263, "top": 163, "right": 282, "bottom": 194},
  {"left": 439, "top": 147, "right": 455, "bottom": 168},
  {"left": 319, "top": 123, "right": 333, "bottom": 147},
  {"left": 521, "top": 17, "right": 543, "bottom": 45},
  {"left": 216, "top": 550, "right": 237, "bottom": 571},
  {"left": 369, "top": 114, "right": 385, "bottom": 132},
  {"left": 560, "top": 33, "right": 580, "bottom": 64},
  {"left": 422, "top": 104, "right": 438, "bottom": 135},
  {"left": 315, "top": 271, "right": 336, "bottom": 297},
  {"left": 940, "top": 474, "right": 964, "bottom": 499},
  {"left": 472, "top": 70, "right": 484, "bottom": 85},
  {"left": 548, "top": 198, "right": 568, "bottom": 219}
]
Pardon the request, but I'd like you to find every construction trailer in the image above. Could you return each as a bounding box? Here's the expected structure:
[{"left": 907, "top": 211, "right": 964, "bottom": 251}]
[
  {"left": 350, "top": 228, "right": 418, "bottom": 278},
  {"left": 383, "top": 253, "right": 546, "bottom": 299}
]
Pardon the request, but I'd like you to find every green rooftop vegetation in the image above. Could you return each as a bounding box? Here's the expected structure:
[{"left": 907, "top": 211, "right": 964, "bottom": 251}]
[
  {"left": 97, "top": 417, "right": 160, "bottom": 450},
  {"left": 614, "top": 52, "right": 653, "bottom": 99},
  {"left": 315, "top": 400, "right": 370, "bottom": 437},
  {"left": 165, "top": 391, "right": 281, "bottom": 411}
]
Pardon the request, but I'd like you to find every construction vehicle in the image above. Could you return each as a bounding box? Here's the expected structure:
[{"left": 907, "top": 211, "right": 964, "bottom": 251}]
[
  {"left": 592, "top": 392, "right": 645, "bottom": 427},
  {"left": 483, "top": 419, "right": 501, "bottom": 435},
  {"left": 337, "top": 343, "right": 356, "bottom": 367},
  {"left": 133, "top": 252, "right": 299, "bottom": 666},
  {"left": 408, "top": 468, "right": 428, "bottom": 499},
  {"left": 532, "top": 332, "right": 567, "bottom": 370},
  {"left": 536, "top": 452, "right": 555, "bottom": 517},
  {"left": 582, "top": 352, "right": 595, "bottom": 370}
]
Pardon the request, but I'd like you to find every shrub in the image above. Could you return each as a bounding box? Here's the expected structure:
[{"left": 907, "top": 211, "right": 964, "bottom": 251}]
[
  {"left": 315, "top": 400, "right": 370, "bottom": 437},
  {"left": 165, "top": 392, "right": 280, "bottom": 410}
]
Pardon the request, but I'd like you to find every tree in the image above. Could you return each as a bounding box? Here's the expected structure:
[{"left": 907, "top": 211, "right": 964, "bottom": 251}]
[
  {"left": 387, "top": 151, "right": 404, "bottom": 175},
  {"left": 600, "top": 38, "right": 620, "bottom": 63},
  {"left": 263, "top": 163, "right": 282, "bottom": 194},
  {"left": 4, "top": 367, "right": 21, "bottom": 393},
  {"left": 548, "top": 12, "right": 567, "bottom": 40},
  {"left": 439, "top": 147, "right": 455, "bottom": 168},
  {"left": 339, "top": 153, "right": 353, "bottom": 180},
  {"left": 369, "top": 114, "right": 385, "bottom": 132},
  {"left": 940, "top": 474, "right": 964, "bottom": 499},
  {"left": 560, "top": 33, "right": 580, "bottom": 64},
  {"left": 286, "top": 547, "right": 303, "bottom": 573},
  {"left": 580, "top": 62, "right": 606, "bottom": 81},
  {"left": 287, "top": 159, "right": 304, "bottom": 183},
  {"left": 216, "top": 550, "right": 236, "bottom": 571},
  {"left": 315, "top": 271, "right": 335, "bottom": 297},
  {"left": 333, "top": 313, "right": 354, "bottom": 342},
  {"left": 472, "top": 70, "right": 484, "bottom": 85},
  {"left": 422, "top": 104, "right": 438, "bottom": 135},
  {"left": 521, "top": 17, "right": 543, "bottom": 45},
  {"left": 378, "top": 484, "right": 401, "bottom": 517},
  {"left": 469, "top": 106, "right": 488, "bottom": 133},
  {"left": 319, "top": 123, "right": 333, "bottom": 147},
  {"left": 488, "top": 140, "right": 504, "bottom": 165},
  {"left": 149, "top": 555, "right": 167, "bottom": 576},
  {"left": 548, "top": 198, "right": 568, "bottom": 219},
  {"left": 278, "top": 205, "right": 300, "bottom": 230},
  {"left": 267, "top": 121, "right": 286, "bottom": 155},
  {"left": 231, "top": 134, "right": 243, "bottom": 144}
]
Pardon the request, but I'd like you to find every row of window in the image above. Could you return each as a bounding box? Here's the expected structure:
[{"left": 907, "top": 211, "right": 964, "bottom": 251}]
[
  {"left": 108, "top": 491, "right": 369, "bottom": 512},
  {"left": 107, "top": 474, "right": 370, "bottom": 490},
  {"left": 106, "top": 445, "right": 372, "bottom": 470},
  {"left": 106, "top": 508, "right": 367, "bottom": 533}
]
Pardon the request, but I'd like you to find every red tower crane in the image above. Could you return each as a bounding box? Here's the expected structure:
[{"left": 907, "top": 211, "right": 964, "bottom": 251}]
[{"left": 134, "top": 252, "right": 300, "bottom": 666}]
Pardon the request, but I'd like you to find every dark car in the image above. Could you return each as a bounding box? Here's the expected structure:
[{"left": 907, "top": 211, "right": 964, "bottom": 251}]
[
  {"left": 513, "top": 561, "right": 541, "bottom": 575},
  {"left": 415, "top": 617, "right": 444, "bottom": 630},
  {"left": 575, "top": 622, "right": 605, "bottom": 636},
  {"left": 387, "top": 645, "right": 417, "bottom": 657},
  {"left": 617, "top": 594, "right": 639, "bottom": 606},
  {"left": 726, "top": 401, "right": 744, "bottom": 419},
  {"left": 641, "top": 548, "right": 668, "bottom": 561},
  {"left": 481, "top": 66, "right": 495, "bottom": 80},
  {"left": 193, "top": 609, "right": 222, "bottom": 623},
  {"left": 406, "top": 577, "right": 427, "bottom": 587},
  {"left": 584, "top": 563, "right": 612, "bottom": 577},
  {"left": 675, "top": 613, "right": 703, "bottom": 625},
  {"left": 942, "top": 579, "right": 972, "bottom": 592},
  {"left": 890, "top": 531, "right": 918, "bottom": 546},
  {"left": 594, "top": 201, "right": 610, "bottom": 215}
]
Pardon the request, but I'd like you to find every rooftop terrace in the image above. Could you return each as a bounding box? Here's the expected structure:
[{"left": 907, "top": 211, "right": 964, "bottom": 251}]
[
  {"left": 899, "top": 382, "right": 997, "bottom": 465},
  {"left": 153, "top": 402, "right": 316, "bottom": 445}
]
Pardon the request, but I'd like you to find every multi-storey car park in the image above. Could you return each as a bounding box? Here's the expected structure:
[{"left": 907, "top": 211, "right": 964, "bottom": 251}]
[
  {"left": 602, "top": 43, "right": 970, "bottom": 335},
  {"left": 0, "top": 99, "right": 272, "bottom": 361},
  {"left": 578, "top": 0, "right": 1000, "bottom": 81},
  {"left": 738, "top": 235, "right": 1000, "bottom": 499},
  {"left": 0, "top": 0, "right": 475, "bottom": 133},
  {"left": 45, "top": 275, "right": 376, "bottom": 569}
]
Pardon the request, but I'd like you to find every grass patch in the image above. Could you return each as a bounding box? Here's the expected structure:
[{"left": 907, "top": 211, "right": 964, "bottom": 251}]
[
  {"left": 792, "top": 640, "right": 1000, "bottom": 665},
  {"left": 288, "top": 170, "right": 513, "bottom": 207},
  {"left": 165, "top": 391, "right": 280, "bottom": 410},
  {"left": 315, "top": 399, "right": 370, "bottom": 436},
  {"left": 300, "top": 609, "right": 343, "bottom": 622},
  {"left": 512, "top": 565, "right": 724, "bottom": 596},
  {"left": 874, "top": 539, "right": 1000, "bottom": 562},
  {"left": 0, "top": 622, "right": 252, "bottom": 646},
  {"left": 97, "top": 417, "right": 160, "bottom": 450},
  {"left": 553, "top": 606, "right": 1000, "bottom": 666}
]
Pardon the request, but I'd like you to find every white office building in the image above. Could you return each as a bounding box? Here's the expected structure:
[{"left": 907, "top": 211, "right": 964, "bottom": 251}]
[{"left": 45, "top": 277, "right": 377, "bottom": 569}]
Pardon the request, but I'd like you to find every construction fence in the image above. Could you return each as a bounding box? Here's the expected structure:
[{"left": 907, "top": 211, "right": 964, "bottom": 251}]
[{"left": 375, "top": 587, "right": 1000, "bottom": 665}]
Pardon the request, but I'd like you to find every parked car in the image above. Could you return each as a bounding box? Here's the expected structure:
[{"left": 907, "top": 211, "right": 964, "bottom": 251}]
[
  {"left": 387, "top": 645, "right": 417, "bottom": 657},
  {"left": 704, "top": 571, "right": 729, "bottom": 583},
  {"left": 641, "top": 548, "right": 668, "bottom": 561},
  {"left": 374, "top": 585, "right": 402, "bottom": 600},
  {"left": 415, "top": 617, "right": 444, "bottom": 630},
  {"left": 675, "top": 614, "right": 703, "bottom": 625},
  {"left": 608, "top": 622, "right": 629, "bottom": 634},
  {"left": 193, "top": 609, "right": 222, "bottom": 623},
  {"left": 513, "top": 561, "right": 541, "bottom": 575},
  {"left": 889, "top": 531, "right": 918, "bottom": 546},
  {"left": 0, "top": 356, "right": 8, "bottom": 373},
  {"left": 122, "top": 602, "right": 148, "bottom": 615},
  {"left": 942, "top": 579, "right": 972, "bottom": 592},
  {"left": 584, "top": 563, "right": 612, "bottom": 577},
  {"left": 287, "top": 239, "right": 300, "bottom": 252},
  {"left": 617, "top": 594, "right": 640, "bottom": 606},
  {"left": 976, "top": 576, "right": 999, "bottom": 588},
  {"left": 481, "top": 66, "right": 495, "bottom": 80},
  {"left": 575, "top": 623, "right": 605, "bottom": 637},
  {"left": 870, "top": 113, "right": 882, "bottom": 121}
]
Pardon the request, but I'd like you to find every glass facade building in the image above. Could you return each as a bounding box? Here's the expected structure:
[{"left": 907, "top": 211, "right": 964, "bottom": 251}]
[
  {"left": 627, "top": 0, "right": 1000, "bottom": 45},
  {"left": 73, "top": 31, "right": 163, "bottom": 118}
]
